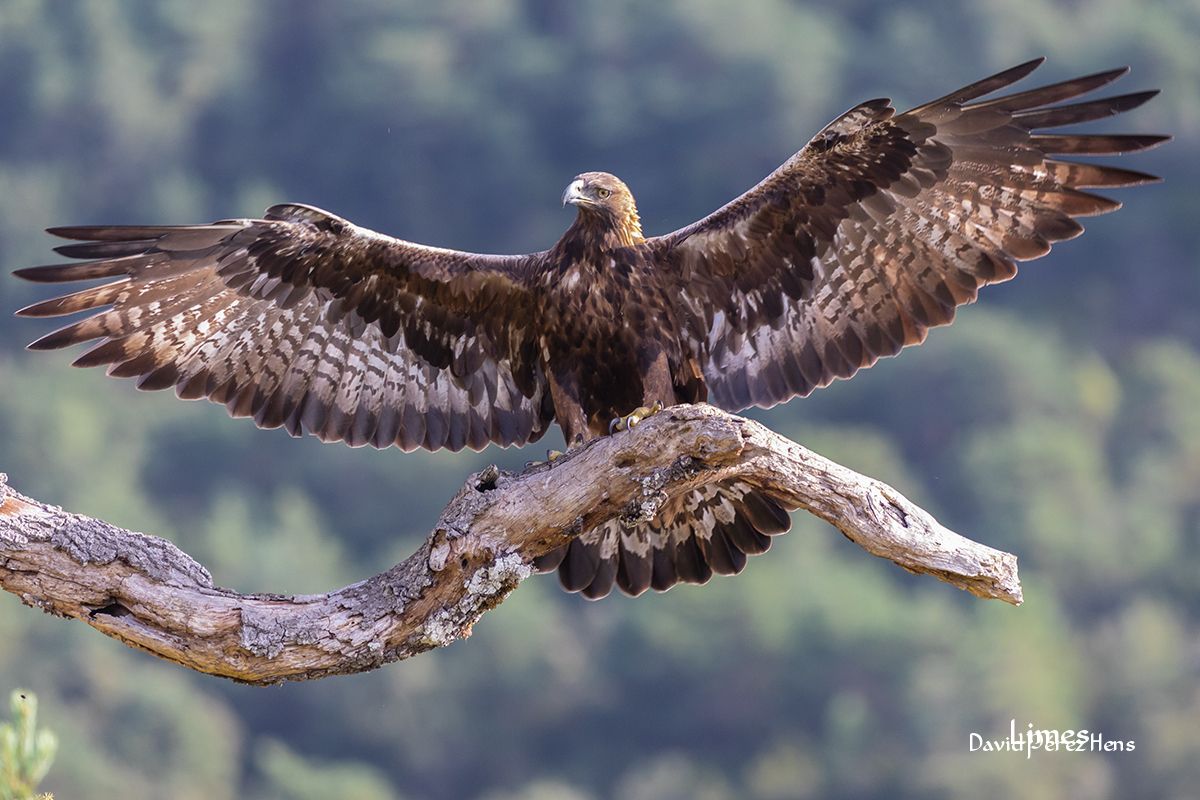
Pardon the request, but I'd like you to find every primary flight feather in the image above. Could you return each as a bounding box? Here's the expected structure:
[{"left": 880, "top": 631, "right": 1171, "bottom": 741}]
[{"left": 16, "top": 59, "right": 1166, "bottom": 599}]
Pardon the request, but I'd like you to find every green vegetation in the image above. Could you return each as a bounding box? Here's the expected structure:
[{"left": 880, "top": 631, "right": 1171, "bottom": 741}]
[
  {"left": 0, "top": 691, "right": 57, "bottom": 800},
  {"left": 0, "top": 1, "right": 1193, "bottom": 798}
]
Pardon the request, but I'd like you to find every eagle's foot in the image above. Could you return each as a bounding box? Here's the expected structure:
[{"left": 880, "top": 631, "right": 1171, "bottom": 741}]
[
  {"left": 524, "top": 448, "right": 565, "bottom": 469},
  {"left": 608, "top": 400, "right": 664, "bottom": 434}
]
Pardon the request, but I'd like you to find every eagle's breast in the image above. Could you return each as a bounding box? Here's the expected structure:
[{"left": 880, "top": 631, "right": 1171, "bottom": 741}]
[{"left": 536, "top": 246, "right": 683, "bottom": 434}]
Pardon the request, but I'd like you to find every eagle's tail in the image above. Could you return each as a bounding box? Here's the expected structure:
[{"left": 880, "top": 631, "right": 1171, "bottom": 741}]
[{"left": 533, "top": 480, "right": 792, "bottom": 599}]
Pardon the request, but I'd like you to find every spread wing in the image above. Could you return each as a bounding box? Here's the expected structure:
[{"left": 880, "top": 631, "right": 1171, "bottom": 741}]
[
  {"left": 645, "top": 59, "right": 1167, "bottom": 410},
  {"left": 16, "top": 203, "right": 552, "bottom": 451}
]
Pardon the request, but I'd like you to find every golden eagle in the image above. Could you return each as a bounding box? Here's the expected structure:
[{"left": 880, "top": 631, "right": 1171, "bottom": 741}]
[{"left": 16, "top": 59, "right": 1165, "bottom": 599}]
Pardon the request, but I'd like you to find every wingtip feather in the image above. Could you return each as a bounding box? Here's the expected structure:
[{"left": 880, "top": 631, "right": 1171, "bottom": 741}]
[
  {"left": 47, "top": 225, "right": 174, "bottom": 242},
  {"left": 907, "top": 57, "right": 1046, "bottom": 115},
  {"left": 16, "top": 300, "right": 60, "bottom": 319},
  {"left": 25, "top": 322, "right": 96, "bottom": 351},
  {"left": 13, "top": 266, "right": 51, "bottom": 282},
  {"left": 45, "top": 226, "right": 81, "bottom": 239},
  {"left": 26, "top": 335, "right": 64, "bottom": 351},
  {"left": 1032, "top": 133, "right": 1170, "bottom": 155},
  {"left": 1014, "top": 89, "right": 1163, "bottom": 129}
]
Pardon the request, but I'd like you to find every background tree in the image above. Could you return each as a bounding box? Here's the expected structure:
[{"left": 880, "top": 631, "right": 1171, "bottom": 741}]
[{"left": 0, "top": 690, "right": 57, "bottom": 800}]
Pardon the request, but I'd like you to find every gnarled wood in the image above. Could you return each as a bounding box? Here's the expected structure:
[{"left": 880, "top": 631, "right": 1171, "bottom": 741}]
[{"left": 0, "top": 404, "right": 1020, "bottom": 685}]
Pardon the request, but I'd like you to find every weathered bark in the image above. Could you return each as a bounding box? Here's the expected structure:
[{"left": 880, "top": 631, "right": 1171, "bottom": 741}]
[{"left": 0, "top": 404, "right": 1021, "bottom": 685}]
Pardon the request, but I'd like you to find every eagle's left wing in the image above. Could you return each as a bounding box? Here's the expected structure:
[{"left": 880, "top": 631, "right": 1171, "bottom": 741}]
[
  {"left": 16, "top": 204, "right": 553, "bottom": 452},
  {"left": 643, "top": 59, "right": 1166, "bottom": 411}
]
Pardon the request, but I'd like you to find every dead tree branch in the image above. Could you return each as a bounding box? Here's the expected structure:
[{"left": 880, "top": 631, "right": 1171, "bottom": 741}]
[{"left": 0, "top": 404, "right": 1021, "bottom": 685}]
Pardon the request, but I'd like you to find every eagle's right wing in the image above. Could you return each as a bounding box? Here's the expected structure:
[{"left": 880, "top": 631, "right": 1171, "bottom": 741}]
[{"left": 17, "top": 203, "right": 552, "bottom": 451}]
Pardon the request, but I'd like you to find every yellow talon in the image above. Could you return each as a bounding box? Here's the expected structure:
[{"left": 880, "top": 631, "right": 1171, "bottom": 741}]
[
  {"left": 608, "top": 401, "right": 666, "bottom": 434},
  {"left": 525, "top": 448, "right": 565, "bottom": 469}
]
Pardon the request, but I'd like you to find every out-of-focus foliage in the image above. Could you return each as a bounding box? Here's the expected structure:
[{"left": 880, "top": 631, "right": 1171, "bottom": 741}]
[
  {"left": 0, "top": 1, "right": 1194, "bottom": 798},
  {"left": 0, "top": 690, "right": 56, "bottom": 800},
  {"left": 252, "top": 740, "right": 404, "bottom": 800}
]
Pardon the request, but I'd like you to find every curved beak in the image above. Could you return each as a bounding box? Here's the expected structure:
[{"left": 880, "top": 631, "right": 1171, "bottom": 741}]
[{"left": 562, "top": 179, "right": 586, "bottom": 207}]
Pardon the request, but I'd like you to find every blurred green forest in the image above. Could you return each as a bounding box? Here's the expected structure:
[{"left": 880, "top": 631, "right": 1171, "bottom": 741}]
[{"left": 0, "top": 1, "right": 1195, "bottom": 798}]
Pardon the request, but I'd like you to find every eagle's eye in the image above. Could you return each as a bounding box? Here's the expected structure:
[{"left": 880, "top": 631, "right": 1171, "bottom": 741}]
[{"left": 596, "top": 187, "right": 611, "bottom": 200}]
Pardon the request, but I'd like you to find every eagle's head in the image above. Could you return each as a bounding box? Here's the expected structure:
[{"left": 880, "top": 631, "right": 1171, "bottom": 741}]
[{"left": 562, "top": 172, "right": 643, "bottom": 245}]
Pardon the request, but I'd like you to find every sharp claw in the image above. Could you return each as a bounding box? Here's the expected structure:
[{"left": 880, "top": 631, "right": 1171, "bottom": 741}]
[
  {"left": 609, "top": 402, "right": 667, "bottom": 436},
  {"left": 526, "top": 448, "right": 566, "bottom": 469}
]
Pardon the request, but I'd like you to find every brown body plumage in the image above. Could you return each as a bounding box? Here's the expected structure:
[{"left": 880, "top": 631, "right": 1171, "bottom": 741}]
[
  {"left": 15, "top": 59, "right": 1166, "bottom": 598},
  {"left": 542, "top": 172, "right": 694, "bottom": 443}
]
